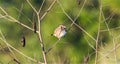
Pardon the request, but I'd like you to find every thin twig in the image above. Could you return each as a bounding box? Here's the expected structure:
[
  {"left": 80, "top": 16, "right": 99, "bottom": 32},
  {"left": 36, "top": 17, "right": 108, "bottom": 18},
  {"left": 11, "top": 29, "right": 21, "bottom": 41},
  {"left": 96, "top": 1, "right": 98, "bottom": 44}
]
[
  {"left": 40, "top": 0, "right": 57, "bottom": 21},
  {"left": 0, "top": 30, "right": 40, "bottom": 63},
  {"left": 26, "top": 0, "right": 37, "bottom": 13},
  {"left": 0, "top": 6, "right": 34, "bottom": 31},
  {"left": 0, "top": 6, "right": 36, "bottom": 33},
  {"left": 100, "top": 10, "right": 116, "bottom": 32},
  {"left": 70, "top": 0, "right": 87, "bottom": 27},
  {"left": 100, "top": 26, "right": 120, "bottom": 32},
  {"left": 0, "top": 37, "right": 39, "bottom": 63},
  {"left": 84, "top": 37, "right": 96, "bottom": 50},
  {"left": 46, "top": 39, "right": 60, "bottom": 54},
  {"left": 101, "top": 4, "right": 117, "bottom": 64},
  {"left": 0, "top": 7, "right": 8, "bottom": 15},
  {"left": 37, "top": 12, "right": 47, "bottom": 64},
  {"left": 17, "top": 3, "right": 23, "bottom": 20},
  {"left": 0, "top": 30, "right": 20, "bottom": 63},
  {"left": 94, "top": 0, "right": 102, "bottom": 63},
  {"left": 36, "top": 0, "right": 57, "bottom": 64},
  {"left": 108, "top": 9, "right": 117, "bottom": 24},
  {"left": 0, "top": 14, "right": 7, "bottom": 18},
  {"left": 97, "top": 43, "right": 120, "bottom": 62},
  {"left": 104, "top": 14, "right": 117, "bottom": 64},
  {"left": 37, "top": 14, "right": 43, "bottom": 42},
  {"left": 8, "top": 15, "right": 34, "bottom": 31},
  {"left": 113, "top": 38, "right": 117, "bottom": 64},
  {"left": 14, "top": 7, "right": 33, "bottom": 24},
  {"left": 38, "top": 0, "right": 46, "bottom": 14},
  {"left": 13, "top": 58, "right": 20, "bottom": 64},
  {"left": 0, "top": 42, "right": 17, "bottom": 62}
]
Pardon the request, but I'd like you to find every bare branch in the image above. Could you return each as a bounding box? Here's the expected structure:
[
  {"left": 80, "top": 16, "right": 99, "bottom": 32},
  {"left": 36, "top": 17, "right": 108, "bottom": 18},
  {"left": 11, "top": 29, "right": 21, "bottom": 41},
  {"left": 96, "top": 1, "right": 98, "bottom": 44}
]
[
  {"left": 0, "top": 14, "right": 7, "bottom": 18},
  {"left": 104, "top": 13, "right": 117, "bottom": 64},
  {"left": 8, "top": 15, "right": 34, "bottom": 31},
  {"left": 37, "top": 12, "right": 47, "bottom": 64},
  {"left": 97, "top": 43, "right": 120, "bottom": 62},
  {"left": 0, "top": 6, "right": 37, "bottom": 33},
  {"left": 14, "top": 7, "right": 33, "bottom": 24},
  {"left": 26, "top": 0, "right": 37, "bottom": 13},
  {"left": 37, "top": 1, "right": 58, "bottom": 63},
  {"left": 46, "top": 39, "right": 60, "bottom": 54},
  {"left": 40, "top": 0, "right": 57, "bottom": 21},
  {"left": 0, "top": 30, "right": 40, "bottom": 63},
  {"left": 0, "top": 7, "right": 8, "bottom": 15},
  {"left": 38, "top": 0, "right": 46, "bottom": 14},
  {"left": 17, "top": 3, "right": 23, "bottom": 20},
  {"left": 0, "top": 30, "right": 19, "bottom": 63},
  {"left": 84, "top": 37, "right": 96, "bottom": 50},
  {"left": 100, "top": 26, "right": 120, "bottom": 32},
  {"left": 95, "top": 0, "right": 102, "bottom": 63},
  {"left": 70, "top": 0, "right": 87, "bottom": 27}
]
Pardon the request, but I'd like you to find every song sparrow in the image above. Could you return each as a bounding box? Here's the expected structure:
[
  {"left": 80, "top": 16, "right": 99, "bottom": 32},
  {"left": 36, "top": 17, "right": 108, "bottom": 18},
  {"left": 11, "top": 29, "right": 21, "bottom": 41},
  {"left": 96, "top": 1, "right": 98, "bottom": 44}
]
[{"left": 53, "top": 25, "right": 67, "bottom": 39}]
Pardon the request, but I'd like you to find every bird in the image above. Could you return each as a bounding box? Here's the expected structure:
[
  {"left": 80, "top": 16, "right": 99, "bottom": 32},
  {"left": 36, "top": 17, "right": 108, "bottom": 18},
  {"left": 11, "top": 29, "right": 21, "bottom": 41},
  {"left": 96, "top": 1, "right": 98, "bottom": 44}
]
[{"left": 52, "top": 25, "right": 67, "bottom": 40}]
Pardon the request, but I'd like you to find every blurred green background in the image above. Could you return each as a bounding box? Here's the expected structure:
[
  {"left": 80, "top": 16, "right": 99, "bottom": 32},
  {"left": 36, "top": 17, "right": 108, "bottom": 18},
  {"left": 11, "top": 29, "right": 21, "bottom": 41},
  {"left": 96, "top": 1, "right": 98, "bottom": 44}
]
[{"left": 0, "top": 0, "right": 120, "bottom": 64}]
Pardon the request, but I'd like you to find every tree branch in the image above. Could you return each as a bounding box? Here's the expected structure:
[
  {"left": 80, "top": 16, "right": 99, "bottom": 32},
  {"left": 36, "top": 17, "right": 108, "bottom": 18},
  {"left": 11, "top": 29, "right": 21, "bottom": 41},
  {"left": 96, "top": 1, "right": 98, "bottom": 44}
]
[{"left": 40, "top": 0, "right": 57, "bottom": 21}]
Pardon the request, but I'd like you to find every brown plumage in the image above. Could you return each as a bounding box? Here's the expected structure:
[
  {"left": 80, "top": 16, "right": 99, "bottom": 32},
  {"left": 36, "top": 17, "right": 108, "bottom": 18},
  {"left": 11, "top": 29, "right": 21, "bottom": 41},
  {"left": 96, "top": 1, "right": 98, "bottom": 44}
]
[{"left": 53, "top": 25, "right": 67, "bottom": 39}]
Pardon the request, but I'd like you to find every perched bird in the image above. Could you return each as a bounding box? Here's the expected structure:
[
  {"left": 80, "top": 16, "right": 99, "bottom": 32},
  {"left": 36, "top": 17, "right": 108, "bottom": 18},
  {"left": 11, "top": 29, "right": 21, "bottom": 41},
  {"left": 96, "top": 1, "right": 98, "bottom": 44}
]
[{"left": 52, "top": 25, "right": 67, "bottom": 39}]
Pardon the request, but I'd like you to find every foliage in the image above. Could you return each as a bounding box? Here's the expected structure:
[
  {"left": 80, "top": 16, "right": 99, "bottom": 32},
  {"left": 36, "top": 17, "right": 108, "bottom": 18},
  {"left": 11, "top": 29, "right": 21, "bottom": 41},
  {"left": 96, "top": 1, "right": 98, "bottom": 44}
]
[{"left": 0, "top": 0, "right": 120, "bottom": 64}]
